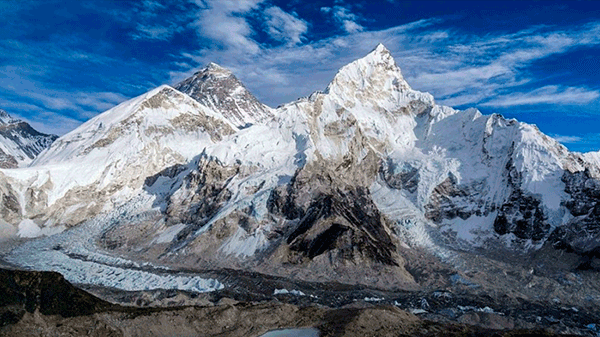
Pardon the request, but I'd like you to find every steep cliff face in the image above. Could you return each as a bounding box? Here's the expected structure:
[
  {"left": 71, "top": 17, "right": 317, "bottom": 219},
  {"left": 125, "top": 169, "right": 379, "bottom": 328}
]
[
  {"left": 547, "top": 169, "right": 600, "bottom": 269},
  {"left": 0, "top": 109, "right": 57, "bottom": 168}
]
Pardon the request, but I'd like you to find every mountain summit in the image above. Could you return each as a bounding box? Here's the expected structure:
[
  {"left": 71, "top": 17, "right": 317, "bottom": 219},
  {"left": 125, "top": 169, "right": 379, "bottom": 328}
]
[
  {"left": 0, "top": 109, "right": 17, "bottom": 124},
  {"left": 0, "top": 109, "right": 57, "bottom": 168},
  {"left": 175, "top": 63, "right": 274, "bottom": 128}
]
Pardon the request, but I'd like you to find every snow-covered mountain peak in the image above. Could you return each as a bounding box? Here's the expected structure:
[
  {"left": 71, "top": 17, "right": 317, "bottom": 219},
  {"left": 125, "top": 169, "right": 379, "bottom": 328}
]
[
  {"left": 0, "top": 108, "right": 57, "bottom": 168},
  {"left": 204, "top": 62, "right": 232, "bottom": 77},
  {"left": 0, "top": 84, "right": 238, "bottom": 225},
  {"left": 175, "top": 63, "right": 274, "bottom": 128},
  {"left": 0, "top": 109, "right": 18, "bottom": 124},
  {"left": 366, "top": 43, "right": 396, "bottom": 65},
  {"left": 327, "top": 43, "right": 410, "bottom": 95},
  {"left": 33, "top": 84, "right": 235, "bottom": 167}
]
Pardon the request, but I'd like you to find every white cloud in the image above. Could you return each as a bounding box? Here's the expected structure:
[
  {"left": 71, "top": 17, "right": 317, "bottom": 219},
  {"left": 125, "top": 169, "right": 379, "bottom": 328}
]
[
  {"left": 74, "top": 92, "right": 128, "bottom": 111},
  {"left": 551, "top": 134, "right": 583, "bottom": 144},
  {"left": 550, "top": 133, "right": 600, "bottom": 151},
  {"left": 132, "top": 24, "right": 177, "bottom": 41},
  {"left": 139, "top": 0, "right": 165, "bottom": 15},
  {"left": 343, "top": 20, "right": 363, "bottom": 34},
  {"left": 321, "top": 5, "right": 364, "bottom": 34},
  {"left": 191, "top": 0, "right": 264, "bottom": 54},
  {"left": 264, "top": 6, "right": 308, "bottom": 45},
  {"left": 171, "top": 17, "right": 600, "bottom": 114},
  {"left": 128, "top": 1, "right": 196, "bottom": 41},
  {"left": 481, "top": 85, "right": 600, "bottom": 107}
]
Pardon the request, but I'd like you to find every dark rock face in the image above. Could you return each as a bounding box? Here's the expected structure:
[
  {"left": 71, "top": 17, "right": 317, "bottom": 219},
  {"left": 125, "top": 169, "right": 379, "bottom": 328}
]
[
  {"left": 548, "top": 169, "right": 600, "bottom": 268},
  {"left": 380, "top": 159, "right": 420, "bottom": 193},
  {"left": 0, "top": 109, "right": 57, "bottom": 168},
  {"left": 0, "top": 182, "right": 21, "bottom": 223},
  {"left": 268, "top": 170, "right": 399, "bottom": 266},
  {"left": 0, "top": 121, "right": 57, "bottom": 168},
  {"left": 175, "top": 63, "right": 273, "bottom": 128},
  {"left": 425, "top": 175, "right": 491, "bottom": 224},
  {"left": 144, "top": 163, "right": 187, "bottom": 187},
  {"left": 492, "top": 159, "right": 549, "bottom": 241},
  {"left": 162, "top": 157, "right": 238, "bottom": 249},
  {"left": 0, "top": 148, "right": 18, "bottom": 169},
  {"left": 0, "top": 268, "right": 112, "bottom": 326}
]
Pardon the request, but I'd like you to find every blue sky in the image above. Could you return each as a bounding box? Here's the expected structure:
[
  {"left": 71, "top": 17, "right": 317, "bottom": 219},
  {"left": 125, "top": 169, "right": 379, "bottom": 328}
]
[{"left": 1, "top": 1, "right": 600, "bottom": 152}]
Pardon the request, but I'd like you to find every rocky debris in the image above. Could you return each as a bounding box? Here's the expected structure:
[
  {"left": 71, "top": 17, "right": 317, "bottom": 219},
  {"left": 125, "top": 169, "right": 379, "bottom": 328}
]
[
  {"left": 175, "top": 63, "right": 274, "bottom": 128},
  {"left": 0, "top": 267, "right": 590, "bottom": 337}
]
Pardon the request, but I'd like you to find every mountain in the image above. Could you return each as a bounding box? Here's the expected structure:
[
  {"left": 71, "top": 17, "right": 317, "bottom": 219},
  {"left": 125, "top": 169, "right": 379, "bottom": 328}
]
[
  {"left": 1, "top": 85, "right": 235, "bottom": 227},
  {"left": 0, "top": 109, "right": 57, "bottom": 168},
  {"left": 175, "top": 62, "right": 274, "bottom": 128},
  {"left": 2, "top": 44, "right": 600, "bottom": 316},
  {"left": 102, "top": 44, "right": 600, "bottom": 285}
]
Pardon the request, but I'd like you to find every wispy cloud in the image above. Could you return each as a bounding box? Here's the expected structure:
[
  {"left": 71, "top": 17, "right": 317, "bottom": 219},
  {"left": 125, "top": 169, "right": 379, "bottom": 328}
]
[
  {"left": 551, "top": 134, "right": 583, "bottom": 144},
  {"left": 551, "top": 133, "right": 600, "bottom": 152},
  {"left": 400, "top": 23, "right": 600, "bottom": 108},
  {"left": 481, "top": 85, "right": 600, "bottom": 107},
  {"left": 264, "top": 6, "right": 308, "bottom": 45},
  {"left": 3, "top": 0, "right": 600, "bottom": 140},
  {"left": 132, "top": 24, "right": 178, "bottom": 41},
  {"left": 171, "top": 19, "right": 440, "bottom": 106},
  {"left": 320, "top": 5, "right": 364, "bottom": 33},
  {"left": 0, "top": 97, "right": 85, "bottom": 136},
  {"left": 0, "top": 35, "right": 143, "bottom": 134},
  {"left": 171, "top": 10, "right": 600, "bottom": 111},
  {"left": 129, "top": 1, "right": 195, "bottom": 41},
  {"left": 191, "top": 0, "right": 264, "bottom": 54}
]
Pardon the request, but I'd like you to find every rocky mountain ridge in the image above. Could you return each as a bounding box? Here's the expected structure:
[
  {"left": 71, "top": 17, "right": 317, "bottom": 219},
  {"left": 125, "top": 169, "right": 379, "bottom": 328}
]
[
  {"left": 1, "top": 44, "right": 600, "bottom": 307},
  {"left": 0, "top": 109, "right": 57, "bottom": 169},
  {"left": 175, "top": 62, "right": 274, "bottom": 128}
]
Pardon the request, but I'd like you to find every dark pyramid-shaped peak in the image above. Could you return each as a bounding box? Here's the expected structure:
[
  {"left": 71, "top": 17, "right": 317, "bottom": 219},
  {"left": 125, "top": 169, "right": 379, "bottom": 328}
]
[{"left": 175, "top": 63, "right": 273, "bottom": 128}]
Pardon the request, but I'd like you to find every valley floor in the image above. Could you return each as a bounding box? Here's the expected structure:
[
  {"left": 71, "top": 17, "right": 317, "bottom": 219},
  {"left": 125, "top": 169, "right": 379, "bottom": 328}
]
[{"left": 0, "top": 267, "right": 588, "bottom": 337}]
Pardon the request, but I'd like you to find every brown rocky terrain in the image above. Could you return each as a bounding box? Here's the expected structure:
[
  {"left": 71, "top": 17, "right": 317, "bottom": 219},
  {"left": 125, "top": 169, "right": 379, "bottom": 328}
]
[{"left": 0, "top": 267, "right": 596, "bottom": 336}]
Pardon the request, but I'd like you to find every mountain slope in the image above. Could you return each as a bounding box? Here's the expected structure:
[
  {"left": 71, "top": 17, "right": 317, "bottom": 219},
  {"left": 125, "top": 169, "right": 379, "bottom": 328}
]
[
  {"left": 175, "top": 63, "right": 274, "bottom": 128},
  {"left": 0, "top": 109, "right": 57, "bottom": 168},
  {"left": 1, "top": 85, "right": 236, "bottom": 228}
]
